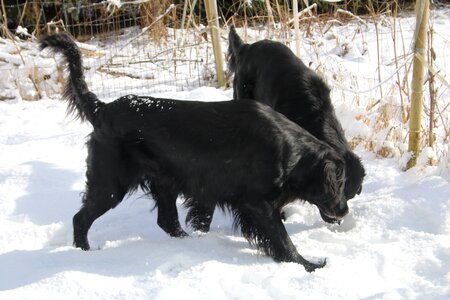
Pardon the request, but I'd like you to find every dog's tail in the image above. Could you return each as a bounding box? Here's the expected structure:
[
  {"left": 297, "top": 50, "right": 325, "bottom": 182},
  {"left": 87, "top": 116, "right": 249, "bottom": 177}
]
[
  {"left": 40, "top": 33, "right": 104, "bottom": 125},
  {"left": 227, "top": 25, "right": 244, "bottom": 74}
]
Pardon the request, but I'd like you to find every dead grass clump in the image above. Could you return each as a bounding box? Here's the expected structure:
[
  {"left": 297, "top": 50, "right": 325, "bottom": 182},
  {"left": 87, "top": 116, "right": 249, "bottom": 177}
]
[{"left": 139, "top": 0, "right": 171, "bottom": 42}]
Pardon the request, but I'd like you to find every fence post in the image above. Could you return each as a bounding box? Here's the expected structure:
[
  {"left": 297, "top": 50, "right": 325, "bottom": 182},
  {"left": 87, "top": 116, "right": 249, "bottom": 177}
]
[
  {"left": 204, "top": 0, "right": 226, "bottom": 87},
  {"left": 407, "top": 0, "right": 429, "bottom": 169},
  {"left": 292, "top": 0, "right": 301, "bottom": 57}
]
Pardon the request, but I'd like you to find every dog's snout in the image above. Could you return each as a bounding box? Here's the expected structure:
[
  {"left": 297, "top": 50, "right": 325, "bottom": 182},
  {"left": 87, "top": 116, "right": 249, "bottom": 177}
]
[{"left": 335, "top": 201, "right": 349, "bottom": 217}]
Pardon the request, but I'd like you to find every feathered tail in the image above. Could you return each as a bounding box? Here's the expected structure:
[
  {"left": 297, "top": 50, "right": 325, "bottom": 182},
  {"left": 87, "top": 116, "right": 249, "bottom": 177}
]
[
  {"left": 227, "top": 25, "right": 245, "bottom": 74},
  {"left": 40, "top": 33, "right": 104, "bottom": 125}
]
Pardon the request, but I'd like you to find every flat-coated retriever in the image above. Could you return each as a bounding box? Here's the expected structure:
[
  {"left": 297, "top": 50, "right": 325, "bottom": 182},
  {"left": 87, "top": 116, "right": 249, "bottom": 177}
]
[
  {"left": 40, "top": 33, "right": 349, "bottom": 272},
  {"left": 224, "top": 26, "right": 366, "bottom": 224}
]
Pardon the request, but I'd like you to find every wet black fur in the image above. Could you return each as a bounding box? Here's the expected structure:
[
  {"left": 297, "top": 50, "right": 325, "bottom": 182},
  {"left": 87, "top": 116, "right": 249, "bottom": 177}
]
[
  {"left": 225, "top": 25, "right": 366, "bottom": 224},
  {"left": 40, "top": 33, "right": 350, "bottom": 272}
]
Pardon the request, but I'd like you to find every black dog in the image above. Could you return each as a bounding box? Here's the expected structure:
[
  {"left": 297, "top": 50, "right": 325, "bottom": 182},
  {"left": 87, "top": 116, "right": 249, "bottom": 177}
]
[
  {"left": 40, "top": 33, "right": 349, "bottom": 272},
  {"left": 185, "top": 26, "right": 365, "bottom": 231},
  {"left": 225, "top": 26, "right": 366, "bottom": 224}
]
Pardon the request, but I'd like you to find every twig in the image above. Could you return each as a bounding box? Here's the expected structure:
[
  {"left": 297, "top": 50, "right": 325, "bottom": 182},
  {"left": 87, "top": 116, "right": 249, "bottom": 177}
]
[
  {"left": 428, "top": 23, "right": 436, "bottom": 147},
  {"left": 329, "top": 54, "right": 413, "bottom": 94},
  {"left": 391, "top": 3, "right": 407, "bottom": 123},
  {"left": 102, "top": 58, "right": 204, "bottom": 67},
  {"left": 17, "top": 0, "right": 29, "bottom": 26},
  {"left": 368, "top": 2, "right": 383, "bottom": 98},
  {"left": 335, "top": 9, "right": 367, "bottom": 25},
  {"left": 415, "top": 51, "right": 450, "bottom": 90},
  {"left": 434, "top": 100, "right": 450, "bottom": 139},
  {"left": 265, "top": 0, "right": 275, "bottom": 28},
  {"left": 288, "top": 3, "right": 317, "bottom": 24}
]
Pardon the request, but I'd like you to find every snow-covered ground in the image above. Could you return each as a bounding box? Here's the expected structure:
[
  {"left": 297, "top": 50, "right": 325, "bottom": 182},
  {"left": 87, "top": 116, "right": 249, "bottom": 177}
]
[
  {"left": 1, "top": 7, "right": 450, "bottom": 300},
  {"left": 1, "top": 87, "right": 449, "bottom": 299}
]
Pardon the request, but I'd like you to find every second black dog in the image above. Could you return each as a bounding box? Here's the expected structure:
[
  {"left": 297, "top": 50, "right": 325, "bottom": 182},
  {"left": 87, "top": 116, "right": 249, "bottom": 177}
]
[
  {"left": 186, "top": 27, "right": 365, "bottom": 231},
  {"left": 226, "top": 26, "right": 366, "bottom": 224},
  {"left": 40, "top": 33, "right": 350, "bottom": 272}
]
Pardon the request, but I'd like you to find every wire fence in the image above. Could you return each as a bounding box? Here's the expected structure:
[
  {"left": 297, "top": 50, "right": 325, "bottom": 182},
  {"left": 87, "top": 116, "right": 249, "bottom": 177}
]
[
  {"left": 0, "top": 0, "right": 449, "bottom": 166},
  {"left": 1, "top": 0, "right": 218, "bottom": 99}
]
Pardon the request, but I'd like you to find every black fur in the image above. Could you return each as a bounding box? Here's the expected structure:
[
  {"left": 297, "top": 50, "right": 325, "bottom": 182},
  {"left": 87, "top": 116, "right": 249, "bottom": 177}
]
[
  {"left": 226, "top": 25, "right": 366, "bottom": 222},
  {"left": 40, "top": 33, "right": 350, "bottom": 272}
]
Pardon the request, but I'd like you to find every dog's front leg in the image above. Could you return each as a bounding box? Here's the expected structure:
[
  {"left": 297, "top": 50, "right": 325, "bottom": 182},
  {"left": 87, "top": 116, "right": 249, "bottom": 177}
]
[
  {"left": 238, "top": 200, "right": 326, "bottom": 273},
  {"left": 150, "top": 180, "right": 188, "bottom": 238}
]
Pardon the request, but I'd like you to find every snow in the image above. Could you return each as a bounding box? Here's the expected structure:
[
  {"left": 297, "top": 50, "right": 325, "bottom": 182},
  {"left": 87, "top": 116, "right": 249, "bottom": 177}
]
[
  {"left": 1, "top": 93, "right": 449, "bottom": 300},
  {"left": 1, "top": 8, "right": 450, "bottom": 300}
]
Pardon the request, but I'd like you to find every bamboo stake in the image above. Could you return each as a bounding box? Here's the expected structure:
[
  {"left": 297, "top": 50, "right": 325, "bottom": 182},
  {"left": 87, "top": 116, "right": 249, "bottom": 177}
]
[
  {"left": 407, "top": 0, "right": 430, "bottom": 169},
  {"left": 204, "top": 0, "right": 226, "bottom": 87},
  {"left": 292, "top": 0, "right": 301, "bottom": 57}
]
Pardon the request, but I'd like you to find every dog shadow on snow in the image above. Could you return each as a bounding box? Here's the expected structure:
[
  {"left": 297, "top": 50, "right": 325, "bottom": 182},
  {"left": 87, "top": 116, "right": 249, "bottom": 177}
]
[
  {"left": 3, "top": 161, "right": 359, "bottom": 292},
  {"left": 12, "top": 161, "right": 82, "bottom": 226},
  {"left": 1, "top": 161, "right": 280, "bottom": 291},
  {"left": 3, "top": 162, "right": 342, "bottom": 290},
  {"left": 5, "top": 160, "right": 365, "bottom": 291},
  {"left": 0, "top": 232, "right": 258, "bottom": 291}
]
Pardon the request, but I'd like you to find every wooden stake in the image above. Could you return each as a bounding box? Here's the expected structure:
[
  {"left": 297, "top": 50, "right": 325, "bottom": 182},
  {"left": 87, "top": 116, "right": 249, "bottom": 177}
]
[
  {"left": 204, "top": 0, "right": 226, "bottom": 87},
  {"left": 292, "top": 0, "right": 301, "bottom": 57},
  {"left": 407, "top": 0, "right": 430, "bottom": 169}
]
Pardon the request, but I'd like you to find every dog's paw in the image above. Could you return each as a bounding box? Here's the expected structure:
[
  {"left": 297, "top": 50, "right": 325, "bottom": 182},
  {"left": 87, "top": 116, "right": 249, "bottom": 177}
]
[
  {"left": 303, "top": 258, "right": 326, "bottom": 273},
  {"left": 170, "top": 229, "right": 190, "bottom": 238},
  {"left": 73, "top": 239, "right": 90, "bottom": 251}
]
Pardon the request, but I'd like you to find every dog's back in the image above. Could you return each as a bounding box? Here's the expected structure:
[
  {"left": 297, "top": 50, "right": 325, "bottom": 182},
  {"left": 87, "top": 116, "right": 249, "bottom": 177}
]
[
  {"left": 39, "top": 33, "right": 305, "bottom": 190},
  {"left": 229, "top": 37, "right": 328, "bottom": 110},
  {"left": 229, "top": 38, "right": 335, "bottom": 141},
  {"left": 227, "top": 27, "right": 365, "bottom": 201}
]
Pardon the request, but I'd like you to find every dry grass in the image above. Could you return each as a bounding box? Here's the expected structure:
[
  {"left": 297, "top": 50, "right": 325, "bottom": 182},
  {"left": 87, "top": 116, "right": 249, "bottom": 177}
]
[
  {"left": 139, "top": 0, "right": 171, "bottom": 42},
  {"left": 1, "top": 0, "right": 447, "bottom": 166}
]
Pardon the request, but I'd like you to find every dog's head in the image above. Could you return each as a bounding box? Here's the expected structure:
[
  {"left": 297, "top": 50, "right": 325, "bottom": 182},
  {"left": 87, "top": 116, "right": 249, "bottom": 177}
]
[
  {"left": 317, "top": 157, "right": 348, "bottom": 223},
  {"left": 316, "top": 152, "right": 365, "bottom": 224},
  {"left": 290, "top": 153, "right": 348, "bottom": 223}
]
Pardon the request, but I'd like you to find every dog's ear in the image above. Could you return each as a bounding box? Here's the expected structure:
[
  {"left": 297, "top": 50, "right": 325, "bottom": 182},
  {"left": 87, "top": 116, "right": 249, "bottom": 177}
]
[
  {"left": 323, "top": 160, "right": 342, "bottom": 202},
  {"left": 343, "top": 151, "right": 365, "bottom": 199},
  {"left": 323, "top": 160, "right": 336, "bottom": 196}
]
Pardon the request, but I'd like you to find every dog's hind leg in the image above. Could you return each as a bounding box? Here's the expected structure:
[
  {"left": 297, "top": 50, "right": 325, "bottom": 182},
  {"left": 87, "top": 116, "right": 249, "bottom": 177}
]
[
  {"left": 73, "top": 138, "right": 128, "bottom": 250},
  {"left": 237, "top": 199, "right": 326, "bottom": 273},
  {"left": 150, "top": 180, "right": 188, "bottom": 238},
  {"left": 73, "top": 181, "right": 127, "bottom": 250},
  {"left": 73, "top": 192, "right": 125, "bottom": 250},
  {"left": 185, "top": 202, "right": 215, "bottom": 233}
]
